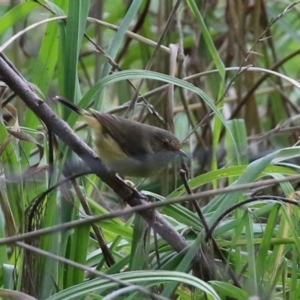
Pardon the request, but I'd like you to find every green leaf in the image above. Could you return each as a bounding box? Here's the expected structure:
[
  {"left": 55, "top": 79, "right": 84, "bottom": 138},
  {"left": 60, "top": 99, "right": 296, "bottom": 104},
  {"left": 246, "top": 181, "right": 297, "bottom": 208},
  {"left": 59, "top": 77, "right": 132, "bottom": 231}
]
[
  {"left": 0, "top": 2, "right": 40, "bottom": 36},
  {"left": 63, "top": 0, "right": 90, "bottom": 100},
  {"left": 101, "top": 0, "right": 144, "bottom": 78}
]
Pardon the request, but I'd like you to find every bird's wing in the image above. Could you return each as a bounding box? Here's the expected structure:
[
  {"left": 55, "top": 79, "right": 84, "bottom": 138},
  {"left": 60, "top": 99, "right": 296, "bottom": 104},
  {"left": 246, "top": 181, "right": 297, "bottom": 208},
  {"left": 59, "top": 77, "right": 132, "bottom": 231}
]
[{"left": 90, "top": 111, "right": 151, "bottom": 159}]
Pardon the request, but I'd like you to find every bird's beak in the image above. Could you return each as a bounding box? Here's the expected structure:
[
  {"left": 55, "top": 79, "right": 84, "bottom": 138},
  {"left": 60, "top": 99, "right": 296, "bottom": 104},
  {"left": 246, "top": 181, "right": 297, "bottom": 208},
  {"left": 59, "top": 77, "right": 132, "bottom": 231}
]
[{"left": 178, "top": 149, "right": 187, "bottom": 157}]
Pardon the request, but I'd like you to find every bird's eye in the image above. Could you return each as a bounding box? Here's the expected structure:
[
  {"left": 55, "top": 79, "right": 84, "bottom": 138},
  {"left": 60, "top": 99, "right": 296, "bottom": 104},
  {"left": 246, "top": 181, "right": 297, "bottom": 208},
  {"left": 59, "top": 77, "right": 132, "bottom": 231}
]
[{"left": 162, "top": 139, "right": 170, "bottom": 148}]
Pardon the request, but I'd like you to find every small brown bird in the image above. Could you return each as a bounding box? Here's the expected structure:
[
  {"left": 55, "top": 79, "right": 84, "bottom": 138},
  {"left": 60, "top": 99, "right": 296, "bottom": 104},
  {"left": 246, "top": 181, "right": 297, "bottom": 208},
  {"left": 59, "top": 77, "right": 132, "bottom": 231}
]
[{"left": 55, "top": 96, "right": 186, "bottom": 177}]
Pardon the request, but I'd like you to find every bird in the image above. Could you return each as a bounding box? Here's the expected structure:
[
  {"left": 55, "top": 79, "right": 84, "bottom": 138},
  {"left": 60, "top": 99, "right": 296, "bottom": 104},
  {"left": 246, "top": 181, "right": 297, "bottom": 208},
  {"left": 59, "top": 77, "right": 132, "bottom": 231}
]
[{"left": 55, "top": 96, "right": 187, "bottom": 177}]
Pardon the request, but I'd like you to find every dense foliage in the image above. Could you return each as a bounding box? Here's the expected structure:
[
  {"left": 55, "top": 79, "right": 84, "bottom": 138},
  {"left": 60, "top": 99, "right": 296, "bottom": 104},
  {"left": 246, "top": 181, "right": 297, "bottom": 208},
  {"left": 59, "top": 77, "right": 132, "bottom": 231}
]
[{"left": 1, "top": 1, "right": 300, "bottom": 299}]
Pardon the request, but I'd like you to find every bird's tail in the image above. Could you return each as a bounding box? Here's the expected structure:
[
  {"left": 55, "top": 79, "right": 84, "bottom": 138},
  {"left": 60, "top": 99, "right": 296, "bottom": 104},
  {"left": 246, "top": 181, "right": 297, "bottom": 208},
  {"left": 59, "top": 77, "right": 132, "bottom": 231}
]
[
  {"left": 55, "top": 96, "right": 102, "bottom": 133},
  {"left": 54, "top": 96, "right": 85, "bottom": 115}
]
